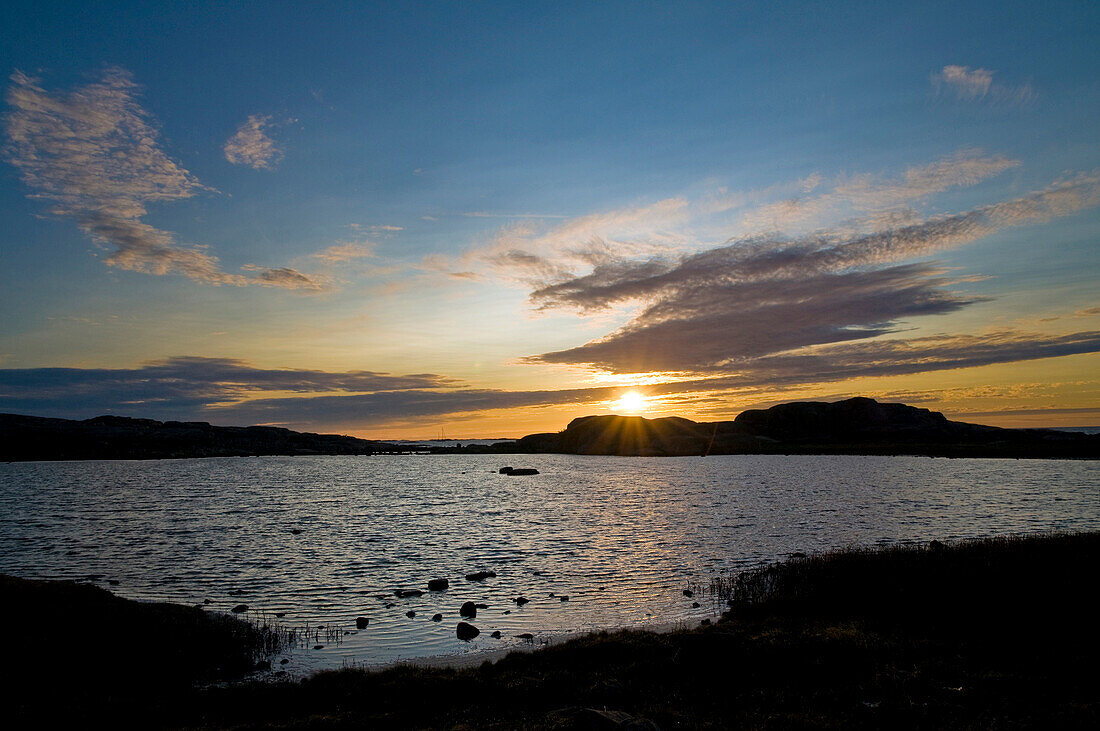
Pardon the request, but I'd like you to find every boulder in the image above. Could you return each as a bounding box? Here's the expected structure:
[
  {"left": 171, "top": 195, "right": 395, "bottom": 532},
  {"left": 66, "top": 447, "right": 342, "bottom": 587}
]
[
  {"left": 691, "top": 602, "right": 700, "bottom": 608},
  {"left": 406, "top": 610, "right": 416, "bottom": 618},
  {"left": 514, "top": 596, "right": 530, "bottom": 606},
  {"left": 427, "top": 578, "right": 449, "bottom": 591},
  {"left": 460, "top": 601, "right": 477, "bottom": 618},
  {"left": 465, "top": 571, "right": 497, "bottom": 581},
  {"left": 431, "top": 613, "right": 443, "bottom": 622},
  {"left": 490, "top": 630, "right": 501, "bottom": 638},
  {"left": 356, "top": 616, "right": 369, "bottom": 629},
  {"left": 682, "top": 589, "right": 694, "bottom": 598},
  {"left": 456, "top": 622, "right": 480, "bottom": 640}
]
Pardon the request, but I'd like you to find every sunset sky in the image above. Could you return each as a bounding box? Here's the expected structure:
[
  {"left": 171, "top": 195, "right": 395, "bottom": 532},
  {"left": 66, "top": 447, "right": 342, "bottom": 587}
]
[{"left": 1, "top": 1, "right": 1098, "bottom": 438}]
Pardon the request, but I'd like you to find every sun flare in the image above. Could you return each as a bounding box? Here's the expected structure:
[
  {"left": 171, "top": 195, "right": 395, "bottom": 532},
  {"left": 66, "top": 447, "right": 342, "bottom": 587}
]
[{"left": 613, "top": 391, "right": 649, "bottom": 414}]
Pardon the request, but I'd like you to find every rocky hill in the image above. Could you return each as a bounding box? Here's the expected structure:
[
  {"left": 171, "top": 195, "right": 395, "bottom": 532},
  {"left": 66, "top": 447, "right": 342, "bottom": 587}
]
[
  {"left": 0, "top": 413, "right": 392, "bottom": 461},
  {"left": 513, "top": 397, "right": 1098, "bottom": 458}
]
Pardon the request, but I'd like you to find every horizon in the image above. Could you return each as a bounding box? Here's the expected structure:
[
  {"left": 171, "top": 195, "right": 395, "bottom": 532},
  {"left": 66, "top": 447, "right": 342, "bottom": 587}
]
[{"left": 1, "top": 2, "right": 1098, "bottom": 438}]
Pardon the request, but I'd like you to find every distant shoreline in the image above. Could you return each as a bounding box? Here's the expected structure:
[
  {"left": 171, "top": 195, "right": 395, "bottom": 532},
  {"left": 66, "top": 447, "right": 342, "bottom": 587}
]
[{"left": 2, "top": 397, "right": 1097, "bottom": 461}]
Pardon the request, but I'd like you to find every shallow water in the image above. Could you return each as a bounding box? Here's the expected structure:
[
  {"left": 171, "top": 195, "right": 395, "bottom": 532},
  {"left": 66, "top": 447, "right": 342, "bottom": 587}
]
[{"left": 1, "top": 454, "right": 1096, "bottom": 674}]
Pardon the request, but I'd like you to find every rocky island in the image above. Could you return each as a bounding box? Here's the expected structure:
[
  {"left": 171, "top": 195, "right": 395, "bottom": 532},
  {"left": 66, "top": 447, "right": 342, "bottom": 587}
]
[{"left": 2, "top": 397, "right": 1096, "bottom": 461}]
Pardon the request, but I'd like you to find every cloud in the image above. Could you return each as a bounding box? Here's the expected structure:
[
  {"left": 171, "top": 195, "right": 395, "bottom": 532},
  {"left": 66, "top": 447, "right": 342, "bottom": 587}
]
[
  {"left": 4, "top": 69, "right": 319, "bottom": 290},
  {"left": 0, "top": 356, "right": 461, "bottom": 422},
  {"left": 524, "top": 176, "right": 1100, "bottom": 374},
  {"left": 223, "top": 114, "right": 283, "bottom": 169},
  {"left": 3, "top": 329, "right": 1097, "bottom": 430},
  {"left": 932, "top": 65, "right": 1036, "bottom": 105},
  {"left": 312, "top": 241, "right": 377, "bottom": 264}
]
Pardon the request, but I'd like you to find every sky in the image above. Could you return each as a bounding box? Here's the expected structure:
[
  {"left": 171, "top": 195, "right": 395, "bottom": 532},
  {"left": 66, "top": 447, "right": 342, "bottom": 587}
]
[{"left": 0, "top": 0, "right": 1098, "bottom": 438}]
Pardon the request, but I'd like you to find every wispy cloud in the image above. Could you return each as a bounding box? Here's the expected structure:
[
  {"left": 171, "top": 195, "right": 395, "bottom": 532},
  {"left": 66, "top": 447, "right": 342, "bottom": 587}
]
[
  {"left": 223, "top": 114, "right": 283, "bottom": 170},
  {"left": 4, "top": 69, "right": 321, "bottom": 290},
  {"left": 526, "top": 175, "right": 1100, "bottom": 374},
  {"left": 932, "top": 65, "right": 1036, "bottom": 105},
  {"left": 312, "top": 240, "right": 377, "bottom": 264}
]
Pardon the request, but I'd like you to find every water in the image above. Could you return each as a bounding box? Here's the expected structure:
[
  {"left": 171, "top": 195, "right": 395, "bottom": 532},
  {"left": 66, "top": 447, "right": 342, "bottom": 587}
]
[{"left": 1, "top": 454, "right": 1097, "bottom": 675}]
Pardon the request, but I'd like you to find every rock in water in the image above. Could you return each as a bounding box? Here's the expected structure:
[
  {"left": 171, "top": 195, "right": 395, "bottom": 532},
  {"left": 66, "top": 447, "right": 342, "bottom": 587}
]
[
  {"left": 682, "top": 589, "right": 694, "bottom": 597},
  {"left": 506, "top": 468, "right": 539, "bottom": 476},
  {"left": 460, "top": 601, "right": 477, "bottom": 618},
  {"left": 406, "top": 611, "right": 416, "bottom": 618},
  {"left": 490, "top": 630, "right": 501, "bottom": 638},
  {"left": 394, "top": 588, "right": 424, "bottom": 598},
  {"left": 514, "top": 596, "right": 529, "bottom": 606},
  {"left": 356, "top": 616, "right": 369, "bottom": 629},
  {"left": 230, "top": 604, "right": 248, "bottom": 613},
  {"left": 498, "top": 466, "right": 514, "bottom": 474},
  {"left": 465, "top": 570, "right": 497, "bottom": 581},
  {"left": 427, "top": 578, "right": 449, "bottom": 591},
  {"left": 431, "top": 613, "right": 443, "bottom": 622},
  {"left": 456, "top": 622, "right": 480, "bottom": 640}
]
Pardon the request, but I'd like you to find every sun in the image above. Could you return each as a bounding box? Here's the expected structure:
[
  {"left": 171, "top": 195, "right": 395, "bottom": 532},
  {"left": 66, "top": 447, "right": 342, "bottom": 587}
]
[{"left": 613, "top": 391, "right": 649, "bottom": 414}]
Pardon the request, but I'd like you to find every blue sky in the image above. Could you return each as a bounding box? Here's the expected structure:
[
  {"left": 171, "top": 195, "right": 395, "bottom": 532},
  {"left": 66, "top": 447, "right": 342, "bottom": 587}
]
[{"left": 1, "top": 1, "right": 1098, "bottom": 436}]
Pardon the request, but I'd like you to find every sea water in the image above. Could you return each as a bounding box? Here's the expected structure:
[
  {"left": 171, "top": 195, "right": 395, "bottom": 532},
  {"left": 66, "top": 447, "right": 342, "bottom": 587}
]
[{"left": 1, "top": 453, "right": 1096, "bottom": 674}]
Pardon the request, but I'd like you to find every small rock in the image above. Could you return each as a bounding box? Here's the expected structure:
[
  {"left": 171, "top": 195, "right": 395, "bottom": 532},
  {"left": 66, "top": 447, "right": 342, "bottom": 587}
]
[
  {"left": 203, "top": 598, "right": 212, "bottom": 604},
  {"left": 313, "top": 644, "right": 324, "bottom": 650},
  {"left": 465, "top": 571, "right": 497, "bottom": 581},
  {"left": 356, "top": 616, "right": 369, "bottom": 629},
  {"left": 790, "top": 551, "right": 807, "bottom": 559},
  {"left": 514, "top": 596, "right": 529, "bottom": 606},
  {"left": 228, "top": 589, "right": 246, "bottom": 596},
  {"left": 279, "top": 658, "right": 289, "bottom": 665},
  {"left": 291, "top": 529, "right": 302, "bottom": 535},
  {"left": 431, "top": 613, "right": 443, "bottom": 622},
  {"left": 274, "top": 612, "right": 286, "bottom": 618},
  {"left": 682, "top": 589, "right": 694, "bottom": 598},
  {"left": 559, "top": 595, "right": 569, "bottom": 602},
  {"left": 460, "top": 601, "right": 477, "bottom": 618},
  {"left": 395, "top": 589, "right": 424, "bottom": 598},
  {"left": 517, "top": 633, "right": 534, "bottom": 640},
  {"left": 230, "top": 604, "right": 248, "bottom": 613},
  {"left": 700, "top": 618, "right": 711, "bottom": 626},
  {"left": 692, "top": 602, "right": 700, "bottom": 608},
  {"left": 456, "top": 622, "right": 480, "bottom": 640},
  {"left": 427, "top": 578, "right": 449, "bottom": 591},
  {"left": 503, "top": 610, "right": 511, "bottom": 615},
  {"left": 490, "top": 630, "right": 501, "bottom": 638},
  {"left": 406, "top": 610, "right": 416, "bottom": 618},
  {"left": 549, "top": 592, "right": 556, "bottom": 598}
]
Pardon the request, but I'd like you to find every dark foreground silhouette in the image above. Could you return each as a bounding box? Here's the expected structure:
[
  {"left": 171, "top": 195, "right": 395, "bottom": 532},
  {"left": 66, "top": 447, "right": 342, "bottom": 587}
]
[
  {"left": 512, "top": 397, "right": 1099, "bottom": 458},
  {"left": 4, "top": 532, "right": 1097, "bottom": 728},
  {"left": 3, "top": 397, "right": 1097, "bottom": 460}
]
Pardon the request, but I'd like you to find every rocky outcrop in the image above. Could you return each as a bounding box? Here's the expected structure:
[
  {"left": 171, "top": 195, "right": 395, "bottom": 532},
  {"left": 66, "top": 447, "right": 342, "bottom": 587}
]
[
  {"left": 511, "top": 398, "right": 1099, "bottom": 459},
  {"left": 0, "top": 413, "right": 397, "bottom": 461}
]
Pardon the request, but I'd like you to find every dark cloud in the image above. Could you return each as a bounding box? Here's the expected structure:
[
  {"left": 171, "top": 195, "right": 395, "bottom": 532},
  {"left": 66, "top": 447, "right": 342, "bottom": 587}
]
[
  {"left": 526, "top": 179, "right": 1100, "bottom": 374},
  {"left": 0, "top": 357, "right": 460, "bottom": 422}
]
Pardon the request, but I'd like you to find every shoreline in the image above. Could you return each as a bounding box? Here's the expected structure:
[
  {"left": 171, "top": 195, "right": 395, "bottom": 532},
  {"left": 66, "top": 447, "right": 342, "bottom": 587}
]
[{"left": 5, "top": 531, "right": 1097, "bottom": 728}]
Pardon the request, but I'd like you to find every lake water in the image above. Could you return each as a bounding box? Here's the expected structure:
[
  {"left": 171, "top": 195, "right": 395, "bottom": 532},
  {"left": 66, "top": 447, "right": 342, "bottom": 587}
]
[{"left": 1, "top": 454, "right": 1097, "bottom": 675}]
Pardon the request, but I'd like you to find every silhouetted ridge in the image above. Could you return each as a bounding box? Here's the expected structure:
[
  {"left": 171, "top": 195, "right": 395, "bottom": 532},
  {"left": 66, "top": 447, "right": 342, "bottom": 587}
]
[
  {"left": 0, "top": 413, "right": 392, "bottom": 461},
  {"left": 515, "top": 397, "right": 1097, "bottom": 458}
]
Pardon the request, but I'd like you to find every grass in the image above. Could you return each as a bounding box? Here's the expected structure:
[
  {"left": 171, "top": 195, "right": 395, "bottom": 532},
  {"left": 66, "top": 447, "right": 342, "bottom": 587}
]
[{"left": 5, "top": 532, "right": 1098, "bottom": 729}]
